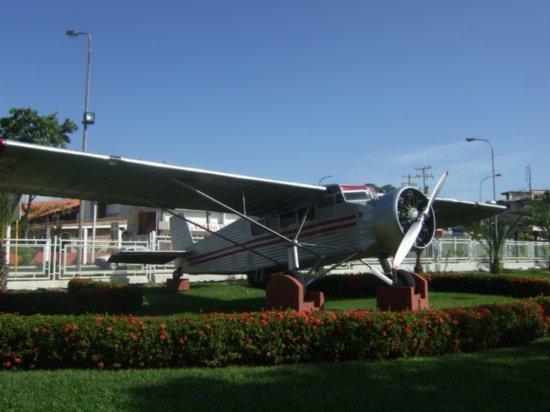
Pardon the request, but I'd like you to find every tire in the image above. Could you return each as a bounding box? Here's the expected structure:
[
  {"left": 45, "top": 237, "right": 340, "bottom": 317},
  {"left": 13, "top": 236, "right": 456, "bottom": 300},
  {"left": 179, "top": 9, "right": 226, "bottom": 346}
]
[{"left": 395, "top": 270, "right": 416, "bottom": 287}]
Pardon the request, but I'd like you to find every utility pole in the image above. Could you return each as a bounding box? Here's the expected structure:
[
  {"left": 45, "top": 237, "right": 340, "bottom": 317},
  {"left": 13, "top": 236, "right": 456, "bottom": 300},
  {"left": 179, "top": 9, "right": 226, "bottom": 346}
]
[
  {"left": 525, "top": 165, "right": 533, "bottom": 198},
  {"left": 415, "top": 166, "right": 434, "bottom": 195},
  {"left": 401, "top": 173, "right": 420, "bottom": 187}
]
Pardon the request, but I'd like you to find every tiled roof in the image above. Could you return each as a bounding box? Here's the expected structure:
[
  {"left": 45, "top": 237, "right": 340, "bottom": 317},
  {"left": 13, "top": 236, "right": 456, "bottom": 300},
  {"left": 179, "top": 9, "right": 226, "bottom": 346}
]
[{"left": 23, "top": 198, "right": 79, "bottom": 219}]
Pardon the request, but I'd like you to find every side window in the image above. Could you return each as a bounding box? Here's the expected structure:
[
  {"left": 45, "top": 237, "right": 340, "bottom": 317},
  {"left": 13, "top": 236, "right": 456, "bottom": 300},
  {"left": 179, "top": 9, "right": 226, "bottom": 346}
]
[
  {"left": 279, "top": 211, "right": 297, "bottom": 229},
  {"left": 297, "top": 206, "right": 316, "bottom": 223},
  {"left": 251, "top": 218, "right": 266, "bottom": 236},
  {"left": 267, "top": 215, "right": 279, "bottom": 230},
  {"left": 316, "top": 196, "right": 334, "bottom": 209}
]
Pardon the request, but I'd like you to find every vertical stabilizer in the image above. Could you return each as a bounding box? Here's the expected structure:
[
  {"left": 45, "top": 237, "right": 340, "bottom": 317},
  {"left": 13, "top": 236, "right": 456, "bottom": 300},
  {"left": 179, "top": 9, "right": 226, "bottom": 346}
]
[{"left": 170, "top": 215, "right": 195, "bottom": 250}]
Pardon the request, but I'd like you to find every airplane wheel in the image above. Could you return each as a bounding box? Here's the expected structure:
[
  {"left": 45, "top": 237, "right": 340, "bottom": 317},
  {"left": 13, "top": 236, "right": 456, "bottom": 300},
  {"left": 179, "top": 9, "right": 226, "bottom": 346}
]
[
  {"left": 172, "top": 267, "right": 183, "bottom": 281},
  {"left": 395, "top": 270, "right": 416, "bottom": 287}
]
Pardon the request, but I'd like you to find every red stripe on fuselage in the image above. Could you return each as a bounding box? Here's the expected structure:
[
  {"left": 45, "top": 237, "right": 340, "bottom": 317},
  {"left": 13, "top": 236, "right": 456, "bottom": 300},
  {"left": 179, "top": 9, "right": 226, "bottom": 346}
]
[
  {"left": 188, "top": 214, "right": 356, "bottom": 264},
  {"left": 188, "top": 216, "right": 357, "bottom": 266}
]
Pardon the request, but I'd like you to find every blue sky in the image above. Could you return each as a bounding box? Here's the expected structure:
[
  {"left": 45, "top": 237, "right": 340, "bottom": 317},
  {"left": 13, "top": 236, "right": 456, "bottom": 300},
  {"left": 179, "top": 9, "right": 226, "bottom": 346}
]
[{"left": 1, "top": 0, "right": 549, "bottom": 202}]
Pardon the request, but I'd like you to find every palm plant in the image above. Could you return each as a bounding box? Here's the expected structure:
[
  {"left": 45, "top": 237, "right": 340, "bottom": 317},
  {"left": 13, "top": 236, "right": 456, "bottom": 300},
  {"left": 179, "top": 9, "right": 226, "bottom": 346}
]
[
  {"left": 522, "top": 191, "right": 550, "bottom": 268},
  {"left": 465, "top": 214, "right": 523, "bottom": 274}
]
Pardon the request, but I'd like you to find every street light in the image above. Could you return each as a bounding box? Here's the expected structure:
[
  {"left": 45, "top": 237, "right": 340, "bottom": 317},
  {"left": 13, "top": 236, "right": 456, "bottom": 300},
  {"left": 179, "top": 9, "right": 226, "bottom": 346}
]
[
  {"left": 479, "top": 173, "right": 502, "bottom": 202},
  {"left": 66, "top": 29, "right": 95, "bottom": 273},
  {"left": 467, "top": 137, "right": 499, "bottom": 270},
  {"left": 317, "top": 175, "right": 333, "bottom": 185}
]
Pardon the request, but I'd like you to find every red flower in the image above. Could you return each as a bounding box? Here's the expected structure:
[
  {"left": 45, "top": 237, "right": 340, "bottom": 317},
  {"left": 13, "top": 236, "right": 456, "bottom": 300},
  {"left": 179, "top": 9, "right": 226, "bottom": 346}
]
[
  {"left": 177, "top": 337, "right": 185, "bottom": 345},
  {"left": 97, "top": 361, "right": 105, "bottom": 369}
]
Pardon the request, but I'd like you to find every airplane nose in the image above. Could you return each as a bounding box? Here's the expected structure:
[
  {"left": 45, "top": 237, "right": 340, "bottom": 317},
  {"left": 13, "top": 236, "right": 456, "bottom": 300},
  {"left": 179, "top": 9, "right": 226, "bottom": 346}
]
[{"left": 374, "top": 187, "right": 435, "bottom": 253}]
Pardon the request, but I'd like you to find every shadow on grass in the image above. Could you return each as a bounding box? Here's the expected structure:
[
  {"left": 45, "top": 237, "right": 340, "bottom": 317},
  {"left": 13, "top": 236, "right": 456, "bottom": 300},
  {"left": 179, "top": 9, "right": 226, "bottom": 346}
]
[
  {"left": 137, "top": 285, "right": 265, "bottom": 315},
  {"left": 126, "top": 340, "right": 550, "bottom": 411}
]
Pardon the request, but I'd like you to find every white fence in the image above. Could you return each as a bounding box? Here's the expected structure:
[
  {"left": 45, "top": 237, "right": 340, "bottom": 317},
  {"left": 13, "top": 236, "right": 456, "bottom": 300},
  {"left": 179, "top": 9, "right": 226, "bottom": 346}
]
[{"left": 3, "top": 237, "right": 549, "bottom": 287}]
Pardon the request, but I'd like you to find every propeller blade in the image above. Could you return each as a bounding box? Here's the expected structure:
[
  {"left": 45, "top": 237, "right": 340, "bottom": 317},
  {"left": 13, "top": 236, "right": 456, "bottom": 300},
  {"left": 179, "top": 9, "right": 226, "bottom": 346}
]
[
  {"left": 392, "top": 219, "right": 423, "bottom": 270},
  {"left": 392, "top": 171, "right": 449, "bottom": 271},
  {"left": 425, "top": 171, "right": 448, "bottom": 213}
]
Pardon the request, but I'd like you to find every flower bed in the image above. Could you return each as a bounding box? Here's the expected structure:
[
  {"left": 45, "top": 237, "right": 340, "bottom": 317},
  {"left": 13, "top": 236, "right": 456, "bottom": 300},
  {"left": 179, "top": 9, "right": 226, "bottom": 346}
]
[
  {"left": 308, "top": 273, "right": 550, "bottom": 298},
  {"left": 0, "top": 279, "right": 143, "bottom": 315},
  {"left": 0, "top": 298, "right": 547, "bottom": 370}
]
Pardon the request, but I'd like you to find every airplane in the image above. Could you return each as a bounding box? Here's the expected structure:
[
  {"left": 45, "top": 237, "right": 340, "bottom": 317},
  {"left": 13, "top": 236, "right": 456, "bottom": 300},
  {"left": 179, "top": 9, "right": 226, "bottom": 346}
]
[{"left": 0, "top": 138, "right": 504, "bottom": 291}]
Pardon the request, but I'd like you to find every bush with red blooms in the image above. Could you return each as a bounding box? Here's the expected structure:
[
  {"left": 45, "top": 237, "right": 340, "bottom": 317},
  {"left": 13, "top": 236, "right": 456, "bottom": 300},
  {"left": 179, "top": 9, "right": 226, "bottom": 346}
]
[
  {"left": 309, "top": 273, "right": 549, "bottom": 298},
  {"left": 0, "top": 298, "right": 547, "bottom": 370},
  {"left": 0, "top": 279, "right": 143, "bottom": 315}
]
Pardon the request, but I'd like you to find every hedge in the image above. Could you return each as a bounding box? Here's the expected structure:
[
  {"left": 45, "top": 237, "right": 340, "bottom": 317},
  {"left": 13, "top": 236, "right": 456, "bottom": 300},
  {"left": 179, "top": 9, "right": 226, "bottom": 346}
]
[
  {"left": 1, "top": 298, "right": 547, "bottom": 370},
  {"left": 0, "top": 279, "right": 143, "bottom": 315},
  {"left": 309, "top": 273, "right": 550, "bottom": 298}
]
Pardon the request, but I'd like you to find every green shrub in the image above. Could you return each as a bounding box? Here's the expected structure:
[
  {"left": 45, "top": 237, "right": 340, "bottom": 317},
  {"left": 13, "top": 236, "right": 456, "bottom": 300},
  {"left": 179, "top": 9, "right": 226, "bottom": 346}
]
[
  {"left": 309, "top": 273, "right": 550, "bottom": 298},
  {"left": 0, "top": 280, "right": 143, "bottom": 315},
  {"left": 424, "top": 273, "right": 550, "bottom": 297},
  {"left": 0, "top": 299, "right": 547, "bottom": 370}
]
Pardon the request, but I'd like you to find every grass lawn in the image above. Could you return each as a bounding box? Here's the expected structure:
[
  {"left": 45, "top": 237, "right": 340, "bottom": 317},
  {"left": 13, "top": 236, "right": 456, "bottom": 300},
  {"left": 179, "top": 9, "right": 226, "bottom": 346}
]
[
  {"left": 0, "top": 338, "right": 547, "bottom": 411},
  {"left": 136, "top": 281, "right": 516, "bottom": 316}
]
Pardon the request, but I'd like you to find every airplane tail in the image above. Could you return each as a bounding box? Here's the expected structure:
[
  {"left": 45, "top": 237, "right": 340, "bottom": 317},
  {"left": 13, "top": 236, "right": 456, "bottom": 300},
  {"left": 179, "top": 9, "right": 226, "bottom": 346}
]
[
  {"left": 169, "top": 215, "right": 195, "bottom": 250},
  {"left": 109, "top": 215, "right": 196, "bottom": 265}
]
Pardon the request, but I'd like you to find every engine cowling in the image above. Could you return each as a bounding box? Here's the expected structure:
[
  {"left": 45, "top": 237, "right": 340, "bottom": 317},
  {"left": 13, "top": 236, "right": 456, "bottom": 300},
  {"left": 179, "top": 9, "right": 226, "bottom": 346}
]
[{"left": 373, "top": 187, "right": 436, "bottom": 254}]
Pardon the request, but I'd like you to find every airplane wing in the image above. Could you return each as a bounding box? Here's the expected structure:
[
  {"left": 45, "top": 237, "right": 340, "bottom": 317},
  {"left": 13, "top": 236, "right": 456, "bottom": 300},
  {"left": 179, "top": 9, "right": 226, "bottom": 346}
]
[
  {"left": 0, "top": 139, "right": 326, "bottom": 215},
  {"left": 433, "top": 198, "right": 506, "bottom": 228}
]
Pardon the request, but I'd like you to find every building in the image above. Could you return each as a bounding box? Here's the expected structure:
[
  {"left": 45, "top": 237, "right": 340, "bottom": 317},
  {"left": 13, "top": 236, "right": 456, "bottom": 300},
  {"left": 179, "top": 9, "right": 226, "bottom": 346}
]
[
  {"left": 498, "top": 189, "right": 549, "bottom": 240},
  {"left": 18, "top": 198, "right": 238, "bottom": 242}
]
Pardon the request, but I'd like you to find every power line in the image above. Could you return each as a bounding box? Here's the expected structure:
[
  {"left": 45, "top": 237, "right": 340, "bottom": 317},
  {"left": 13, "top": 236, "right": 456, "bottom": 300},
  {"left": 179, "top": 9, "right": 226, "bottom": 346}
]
[
  {"left": 415, "top": 166, "right": 434, "bottom": 195},
  {"left": 401, "top": 173, "right": 420, "bottom": 187}
]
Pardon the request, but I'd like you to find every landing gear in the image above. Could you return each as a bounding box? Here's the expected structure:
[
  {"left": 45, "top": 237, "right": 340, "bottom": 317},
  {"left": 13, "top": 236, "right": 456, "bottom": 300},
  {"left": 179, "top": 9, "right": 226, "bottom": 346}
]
[
  {"left": 394, "top": 269, "right": 416, "bottom": 287},
  {"left": 172, "top": 266, "right": 183, "bottom": 281}
]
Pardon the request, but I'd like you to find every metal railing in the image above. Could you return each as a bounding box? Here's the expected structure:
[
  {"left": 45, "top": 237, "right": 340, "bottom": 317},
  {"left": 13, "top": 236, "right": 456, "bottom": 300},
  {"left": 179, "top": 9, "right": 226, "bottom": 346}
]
[{"left": 3, "top": 236, "right": 549, "bottom": 281}]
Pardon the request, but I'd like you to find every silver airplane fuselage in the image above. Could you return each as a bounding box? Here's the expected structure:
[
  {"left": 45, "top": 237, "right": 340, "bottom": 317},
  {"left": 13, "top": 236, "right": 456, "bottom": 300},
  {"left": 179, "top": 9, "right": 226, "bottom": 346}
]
[{"left": 180, "top": 185, "right": 384, "bottom": 275}]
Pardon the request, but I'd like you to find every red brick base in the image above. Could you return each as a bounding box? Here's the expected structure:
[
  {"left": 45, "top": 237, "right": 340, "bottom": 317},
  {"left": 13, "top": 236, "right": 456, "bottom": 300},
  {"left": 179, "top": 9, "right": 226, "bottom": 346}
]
[
  {"left": 265, "top": 274, "right": 324, "bottom": 312},
  {"left": 376, "top": 273, "right": 429, "bottom": 312},
  {"left": 166, "top": 278, "right": 190, "bottom": 293}
]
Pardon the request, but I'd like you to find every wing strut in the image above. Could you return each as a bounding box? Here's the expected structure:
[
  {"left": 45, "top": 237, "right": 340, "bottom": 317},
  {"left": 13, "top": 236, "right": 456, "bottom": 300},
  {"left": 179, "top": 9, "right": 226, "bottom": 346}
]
[{"left": 172, "top": 178, "right": 324, "bottom": 261}]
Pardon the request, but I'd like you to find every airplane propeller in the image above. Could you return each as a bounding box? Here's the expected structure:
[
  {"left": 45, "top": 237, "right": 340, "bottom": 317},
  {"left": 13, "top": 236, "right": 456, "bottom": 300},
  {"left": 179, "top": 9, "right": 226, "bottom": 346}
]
[{"left": 392, "top": 171, "right": 449, "bottom": 272}]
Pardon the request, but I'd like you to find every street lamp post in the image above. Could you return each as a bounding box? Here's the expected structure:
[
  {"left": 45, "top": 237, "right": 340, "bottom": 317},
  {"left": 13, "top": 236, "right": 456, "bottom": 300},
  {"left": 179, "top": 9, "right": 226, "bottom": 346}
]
[
  {"left": 479, "top": 174, "right": 502, "bottom": 203},
  {"left": 66, "top": 30, "right": 96, "bottom": 274},
  {"left": 466, "top": 137, "right": 499, "bottom": 270}
]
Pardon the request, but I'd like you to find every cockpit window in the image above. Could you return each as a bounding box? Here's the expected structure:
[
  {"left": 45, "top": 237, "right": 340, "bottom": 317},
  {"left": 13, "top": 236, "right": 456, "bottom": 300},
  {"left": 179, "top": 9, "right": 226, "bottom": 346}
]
[{"left": 343, "top": 191, "right": 373, "bottom": 203}]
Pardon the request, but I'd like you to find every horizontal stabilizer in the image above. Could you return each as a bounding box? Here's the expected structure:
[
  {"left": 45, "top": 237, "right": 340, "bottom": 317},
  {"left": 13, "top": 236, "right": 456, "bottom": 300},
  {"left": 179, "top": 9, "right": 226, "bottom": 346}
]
[{"left": 109, "top": 251, "right": 191, "bottom": 265}]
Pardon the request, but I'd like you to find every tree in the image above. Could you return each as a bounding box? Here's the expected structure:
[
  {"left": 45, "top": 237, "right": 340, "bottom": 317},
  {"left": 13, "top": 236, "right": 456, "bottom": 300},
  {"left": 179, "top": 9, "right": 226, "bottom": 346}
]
[
  {"left": 522, "top": 190, "right": 550, "bottom": 268},
  {"left": 0, "top": 107, "right": 76, "bottom": 147},
  {"left": 465, "top": 214, "right": 524, "bottom": 274},
  {"left": 0, "top": 194, "right": 20, "bottom": 291},
  {"left": 0, "top": 107, "right": 77, "bottom": 236},
  {"left": 523, "top": 191, "right": 550, "bottom": 240}
]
